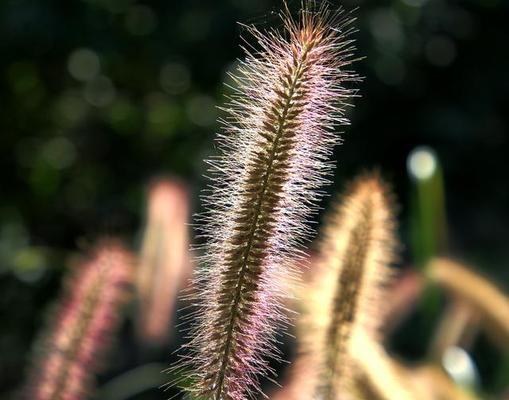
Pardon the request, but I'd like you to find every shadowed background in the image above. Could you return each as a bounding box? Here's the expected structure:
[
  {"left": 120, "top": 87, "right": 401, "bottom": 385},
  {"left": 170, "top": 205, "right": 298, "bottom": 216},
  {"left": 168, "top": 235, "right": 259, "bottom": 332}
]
[{"left": 1, "top": 0, "right": 508, "bottom": 398}]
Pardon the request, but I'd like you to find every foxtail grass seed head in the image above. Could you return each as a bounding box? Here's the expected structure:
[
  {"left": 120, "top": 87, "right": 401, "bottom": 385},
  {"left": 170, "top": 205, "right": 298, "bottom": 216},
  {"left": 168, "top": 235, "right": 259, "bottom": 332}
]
[
  {"left": 176, "top": 2, "right": 357, "bottom": 399},
  {"left": 305, "top": 173, "right": 398, "bottom": 400},
  {"left": 136, "top": 178, "right": 191, "bottom": 344},
  {"left": 25, "top": 240, "right": 133, "bottom": 400}
]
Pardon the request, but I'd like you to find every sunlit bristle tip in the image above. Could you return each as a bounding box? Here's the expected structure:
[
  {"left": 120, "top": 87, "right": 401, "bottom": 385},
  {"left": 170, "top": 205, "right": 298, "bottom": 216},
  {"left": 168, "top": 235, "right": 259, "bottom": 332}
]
[
  {"left": 25, "top": 240, "right": 134, "bottom": 400},
  {"left": 175, "top": 2, "right": 358, "bottom": 400},
  {"left": 305, "top": 173, "right": 398, "bottom": 399}
]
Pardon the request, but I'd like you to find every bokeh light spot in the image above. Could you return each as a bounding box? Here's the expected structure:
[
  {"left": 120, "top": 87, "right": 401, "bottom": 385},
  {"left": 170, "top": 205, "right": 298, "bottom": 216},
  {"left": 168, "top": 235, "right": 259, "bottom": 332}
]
[
  {"left": 41, "top": 137, "right": 77, "bottom": 170},
  {"left": 54, "top": 90, "right": 88, "bottom": 126},
  {"left": 68, "top": 48, "right": 100, "bottom": 82},
  {"left": 12, "top": 247, "right": 48, "bottom": 283},
  {"left": 369, "top": 8, "right": 404, "bottom": 52},
  {"left": 145, "top": 93, "right": 179, "bottom": 137},
  {"left": 160, "top": 62, "right": 191, "bottom": 95},
  {"left": 442, "top": 346, "right": 479, "bottom": 389},
  {"left": 407, "top": 146, "right": 437, "bottom": 180},
  {"left": 0, "top": 221, "right": 29, "bottom": 257},
  {"left": 84, "top": 75, "right": 116, "bottom": 107}
]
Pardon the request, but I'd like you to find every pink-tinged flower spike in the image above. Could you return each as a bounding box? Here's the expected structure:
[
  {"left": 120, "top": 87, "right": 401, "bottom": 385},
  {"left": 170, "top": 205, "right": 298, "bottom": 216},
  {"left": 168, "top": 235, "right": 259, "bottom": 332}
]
[
  {"left": 25, "top": 240, "right": 133, "bottom": 400},
  {"left": 136, "top": 179, "right": 191, "bottom": 345},
  {"left": 176, "top": 2, "right": 358, "bottom": 400},
  {"left": 304, "top": 173, "right": 398, "bottom": 400}
]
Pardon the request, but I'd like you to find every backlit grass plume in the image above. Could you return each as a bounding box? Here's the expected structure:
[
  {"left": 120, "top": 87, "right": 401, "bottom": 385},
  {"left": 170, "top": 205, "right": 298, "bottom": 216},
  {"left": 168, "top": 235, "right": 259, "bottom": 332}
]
[
  {"left": 136, "top": 179, "right": 190, "bottom": 345},
  {"left": 306, "top": 173, "right": 398, "bottom": 399},
  {"left": 178, "top": 2, "right": 357, "bottom": 399},
  {"left": 25, "top": 240, "right": 133, "bottom": 400}
]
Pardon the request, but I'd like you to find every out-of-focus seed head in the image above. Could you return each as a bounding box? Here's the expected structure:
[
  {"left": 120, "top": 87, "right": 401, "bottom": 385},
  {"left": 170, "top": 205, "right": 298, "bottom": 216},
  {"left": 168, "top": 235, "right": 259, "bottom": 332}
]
[
  {"left": 25, "top": 240, "right": 134, "bottom": 400},
  {"left": 304, "top": 173, "right": 398, "bottom": 399},
  {"left": 136, "top": 178, "right": 191, "bottom": 345}
]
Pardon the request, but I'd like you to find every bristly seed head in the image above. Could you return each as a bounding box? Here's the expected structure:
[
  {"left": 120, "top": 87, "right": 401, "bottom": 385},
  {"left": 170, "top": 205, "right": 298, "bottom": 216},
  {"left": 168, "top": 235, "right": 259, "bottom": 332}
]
[
  {"left": 25, "top": 240, "right": 133, "bottom": 400},
  {"left": 305, "top": 173, "right": 398, "bottom": 400},
  {"left": 176, "top": 2, "right": 358, "bottom": 399}
]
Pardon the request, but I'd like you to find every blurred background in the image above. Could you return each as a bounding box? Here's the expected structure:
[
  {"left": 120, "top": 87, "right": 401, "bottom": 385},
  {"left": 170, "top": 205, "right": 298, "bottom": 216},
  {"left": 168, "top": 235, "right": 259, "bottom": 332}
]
[{"left": 1, "top": 0, "right": 508, "bottom": 399}]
